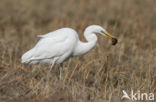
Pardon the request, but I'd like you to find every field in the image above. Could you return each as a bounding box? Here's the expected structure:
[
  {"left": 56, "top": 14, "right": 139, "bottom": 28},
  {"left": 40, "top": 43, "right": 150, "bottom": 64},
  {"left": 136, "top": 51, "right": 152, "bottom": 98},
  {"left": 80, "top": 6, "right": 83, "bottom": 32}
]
[{"left": 0, "top": 0, "right": 156, "bottom": 102}]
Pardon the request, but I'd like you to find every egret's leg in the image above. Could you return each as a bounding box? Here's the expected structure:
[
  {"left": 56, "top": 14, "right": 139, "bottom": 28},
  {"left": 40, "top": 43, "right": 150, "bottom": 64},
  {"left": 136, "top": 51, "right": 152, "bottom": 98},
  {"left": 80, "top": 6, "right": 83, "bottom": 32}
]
[
  {"left": 48, "top": 63, "right": 55, "bottom": 75},
  {"left": 46, "top": 57, "right": 59, "bottom": 80},
  {"left": 44, "top": 58, "right": 57, "bottom": 93},
  {"left": 59, "top": 63, "right": 63, "bottom": 80},
  {"left": 46, "top": 62, "right": 55, "bottom": 81}
]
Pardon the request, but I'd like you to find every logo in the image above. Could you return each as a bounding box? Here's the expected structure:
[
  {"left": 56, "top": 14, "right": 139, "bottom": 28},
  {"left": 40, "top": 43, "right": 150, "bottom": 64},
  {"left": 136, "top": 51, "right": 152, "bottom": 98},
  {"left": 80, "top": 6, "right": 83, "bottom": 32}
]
[{"left": 121, "top": 89, "right": 154, "bottom": 101}]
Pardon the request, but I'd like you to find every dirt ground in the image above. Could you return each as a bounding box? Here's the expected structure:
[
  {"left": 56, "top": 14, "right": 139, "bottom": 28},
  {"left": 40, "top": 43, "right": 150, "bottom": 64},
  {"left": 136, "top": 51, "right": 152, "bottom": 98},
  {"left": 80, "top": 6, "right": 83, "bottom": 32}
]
[{"left": 0, "top": 0, "right": 155, "bottom": 102}]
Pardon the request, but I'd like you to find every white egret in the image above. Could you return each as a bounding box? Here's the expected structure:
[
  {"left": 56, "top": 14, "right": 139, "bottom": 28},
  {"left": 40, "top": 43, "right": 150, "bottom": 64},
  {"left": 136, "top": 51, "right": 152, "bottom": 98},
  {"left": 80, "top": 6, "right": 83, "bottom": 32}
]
[{"left": 21, "top": 25, "right": 117, "bottom": 78}]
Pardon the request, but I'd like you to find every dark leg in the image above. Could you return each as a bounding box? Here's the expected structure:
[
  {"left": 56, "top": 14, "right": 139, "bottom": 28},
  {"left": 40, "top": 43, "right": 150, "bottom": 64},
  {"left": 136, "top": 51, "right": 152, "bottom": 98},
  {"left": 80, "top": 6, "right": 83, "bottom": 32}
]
[
  {"left": 59, "top": 63, "right": 63, "bottom": 80},
  {"left": 44, "top": 58, "right": 58, "bottom": 93}
]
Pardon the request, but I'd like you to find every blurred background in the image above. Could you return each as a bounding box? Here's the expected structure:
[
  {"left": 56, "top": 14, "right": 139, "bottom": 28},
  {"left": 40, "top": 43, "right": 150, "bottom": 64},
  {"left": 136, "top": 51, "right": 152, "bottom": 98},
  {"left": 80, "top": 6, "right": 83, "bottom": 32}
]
[{"left": 0, "top": 0, "right": 155, "bottom": 102}]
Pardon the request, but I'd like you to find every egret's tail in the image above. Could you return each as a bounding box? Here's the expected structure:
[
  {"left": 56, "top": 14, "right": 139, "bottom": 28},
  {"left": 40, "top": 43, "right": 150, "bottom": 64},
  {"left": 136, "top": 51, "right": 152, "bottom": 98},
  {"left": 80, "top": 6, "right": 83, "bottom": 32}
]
[{"left": 21, "top": 49, "right": 34, "bottom": 64}]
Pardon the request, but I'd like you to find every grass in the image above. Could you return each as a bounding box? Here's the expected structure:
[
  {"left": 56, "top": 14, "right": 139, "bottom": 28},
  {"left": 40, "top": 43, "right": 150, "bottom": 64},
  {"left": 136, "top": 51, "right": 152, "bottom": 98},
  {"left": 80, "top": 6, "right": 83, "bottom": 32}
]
[{"left": 0, "top": 0, "right": 156, "bottom": 102}]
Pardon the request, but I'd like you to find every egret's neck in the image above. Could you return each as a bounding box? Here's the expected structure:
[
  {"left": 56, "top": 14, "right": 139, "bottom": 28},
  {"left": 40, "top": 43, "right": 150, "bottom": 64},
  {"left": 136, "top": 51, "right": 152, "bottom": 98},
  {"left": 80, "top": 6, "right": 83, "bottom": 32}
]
[{"left": 73, "top": 30, "right": 97, "bottom": 56}]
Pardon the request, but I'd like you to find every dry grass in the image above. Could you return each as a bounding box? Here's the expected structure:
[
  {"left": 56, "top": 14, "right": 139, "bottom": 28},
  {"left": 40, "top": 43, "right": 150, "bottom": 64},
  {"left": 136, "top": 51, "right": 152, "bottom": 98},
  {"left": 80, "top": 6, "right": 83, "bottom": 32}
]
[{"left": 0, "top": 0, "right": 156, "bottom": 102}]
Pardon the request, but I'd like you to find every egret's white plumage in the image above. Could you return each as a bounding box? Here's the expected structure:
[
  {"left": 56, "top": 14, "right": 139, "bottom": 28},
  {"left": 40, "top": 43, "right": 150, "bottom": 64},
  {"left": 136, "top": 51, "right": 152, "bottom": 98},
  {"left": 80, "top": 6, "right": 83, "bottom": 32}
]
[{"left": 21, "top": 25, "right": 117, "bottom": 67}]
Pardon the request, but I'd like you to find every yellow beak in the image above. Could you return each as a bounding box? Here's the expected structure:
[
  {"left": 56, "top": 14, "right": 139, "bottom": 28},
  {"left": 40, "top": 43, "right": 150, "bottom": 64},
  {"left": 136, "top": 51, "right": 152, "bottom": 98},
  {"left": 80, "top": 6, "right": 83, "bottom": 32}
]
[{"left": 105, "top": 32, "right": 115, "bottom": 39}]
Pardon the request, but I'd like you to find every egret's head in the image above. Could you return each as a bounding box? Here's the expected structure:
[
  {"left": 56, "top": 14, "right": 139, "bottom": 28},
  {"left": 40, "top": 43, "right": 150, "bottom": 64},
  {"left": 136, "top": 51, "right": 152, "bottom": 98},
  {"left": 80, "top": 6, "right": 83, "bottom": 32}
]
[{"left": 89, "top": 25, "right": 118, "bottom": 45}]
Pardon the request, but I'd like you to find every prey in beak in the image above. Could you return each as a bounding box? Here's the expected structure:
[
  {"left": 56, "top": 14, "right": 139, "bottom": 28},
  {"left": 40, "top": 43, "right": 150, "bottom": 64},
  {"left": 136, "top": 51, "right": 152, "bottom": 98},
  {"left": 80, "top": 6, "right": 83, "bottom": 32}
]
[{"left": 101, "top": 31, "right": 118, "bottom": 45}]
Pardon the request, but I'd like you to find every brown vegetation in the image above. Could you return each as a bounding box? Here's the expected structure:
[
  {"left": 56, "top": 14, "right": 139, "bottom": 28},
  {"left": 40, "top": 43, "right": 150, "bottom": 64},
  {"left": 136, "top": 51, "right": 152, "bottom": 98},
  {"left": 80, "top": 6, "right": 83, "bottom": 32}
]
[{"left": 0, "top": 0, "right": 155, "bottom": 102}]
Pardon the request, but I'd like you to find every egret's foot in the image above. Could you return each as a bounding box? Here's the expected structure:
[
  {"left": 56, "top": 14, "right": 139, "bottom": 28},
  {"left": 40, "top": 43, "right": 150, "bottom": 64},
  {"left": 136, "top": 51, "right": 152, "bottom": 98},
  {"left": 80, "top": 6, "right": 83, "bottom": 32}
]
[
  {"left": 43, "top": 77, "right": 51, "bottom": 94},
  {"left": 43, "top": 76, "right": 48, "bottom": 82},
  {"left": 43, "top": 83, "right": 50, "bottom": 94},
  {"left": 59, "top": 73, "right": 62, "bottom": 80},
  {"left": 42, "top": 73, "right": 51, "bottom": 93}
]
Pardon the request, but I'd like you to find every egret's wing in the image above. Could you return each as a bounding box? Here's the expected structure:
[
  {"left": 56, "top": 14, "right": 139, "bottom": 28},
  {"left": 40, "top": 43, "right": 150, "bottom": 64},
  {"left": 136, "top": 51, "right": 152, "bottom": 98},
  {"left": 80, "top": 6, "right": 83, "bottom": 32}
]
[
  {"left": 37, "top": 28, "right": 65, "bottom": 38},
  {"left": 37, "top": 32, "right": 54, "bottom": 38},
  {"left": 22, "top": 34, "right": 69, "bottom": 63},
  {"left": 29, "top": 35, "right": 70, "bottom": 61},
  {"left": 22, "top": 28, "right": 77, "bottom": 63}
]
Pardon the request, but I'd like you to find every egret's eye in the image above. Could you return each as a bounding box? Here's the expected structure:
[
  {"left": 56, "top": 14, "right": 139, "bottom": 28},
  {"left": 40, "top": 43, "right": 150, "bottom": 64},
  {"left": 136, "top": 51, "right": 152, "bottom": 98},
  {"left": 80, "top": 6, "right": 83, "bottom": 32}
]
[{"left": 101, "top": 30, "right": 105, "bottom": 34}]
